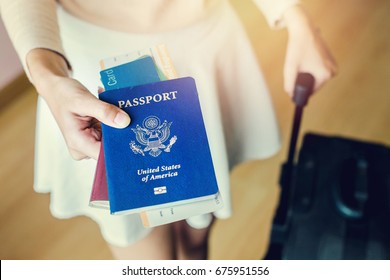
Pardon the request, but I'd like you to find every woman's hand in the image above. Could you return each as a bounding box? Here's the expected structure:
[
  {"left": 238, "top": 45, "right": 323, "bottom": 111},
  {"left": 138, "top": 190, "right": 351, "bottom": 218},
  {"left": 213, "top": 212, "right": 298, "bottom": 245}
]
[
  {"left": 282, "top": 5, "right": 338, "bottom": 96},
  {"left": 27, "top": 49, "right": 130, "bottom": 160}
]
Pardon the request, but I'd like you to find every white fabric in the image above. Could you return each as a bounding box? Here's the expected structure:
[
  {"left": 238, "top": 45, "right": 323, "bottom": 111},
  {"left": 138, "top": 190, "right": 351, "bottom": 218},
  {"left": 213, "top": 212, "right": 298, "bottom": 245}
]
[
  {"left": 0, "top": 0, "right": 299, "bottom": 81},
  {"left": 33, "top": 1, "right": 281, "bottom": 246}
]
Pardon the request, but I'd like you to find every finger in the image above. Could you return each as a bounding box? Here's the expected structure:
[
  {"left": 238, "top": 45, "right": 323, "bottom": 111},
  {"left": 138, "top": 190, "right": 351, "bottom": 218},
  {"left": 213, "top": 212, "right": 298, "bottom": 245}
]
[
  {"left": 67, "top": 131, "right": 101, "bottom": 160},
  {"left": 78, "top": 95, "right": 131, "bottom": 129},
  {"left": 283, "top": 61, "right": 299, "bottom": 97},
  {"left": 322, "top": 43, "right": 338, "bottom": 76},
  {"left": 69, "top": 149, "right": 90, "bottom": 161},
  {"left": 81, "top": 136, "right": 101, "bottom": 160},
  {"left": 284, "top": 70, "right": 297, "bottom": 97},
  {"left": 283, "top": 43, "right": 300, "bottom": 96},
  {"left": 89, "top": 118, "right": 102, "bottom": 141},
  {"left": 97, "top": 86, "right": 105, "bottom": 94}
]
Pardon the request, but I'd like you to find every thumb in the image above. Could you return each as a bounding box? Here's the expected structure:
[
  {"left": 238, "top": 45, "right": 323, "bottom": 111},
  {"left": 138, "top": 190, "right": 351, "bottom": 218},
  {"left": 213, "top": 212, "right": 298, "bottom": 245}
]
[
  {"left": 284, "top": 66, "right": 298, "bottom": 97},
  {"left": 85, "top": 96, "right": 131, "bottom": 128},
  {"left": 283, "top": 48, "right": 299, "bottom": 97}
]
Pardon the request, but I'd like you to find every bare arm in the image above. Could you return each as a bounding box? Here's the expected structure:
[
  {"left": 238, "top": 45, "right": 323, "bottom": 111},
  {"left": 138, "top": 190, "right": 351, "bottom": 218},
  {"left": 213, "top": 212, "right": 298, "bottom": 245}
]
[
  {"left": 27, "top": 49, "right": 131, "bottom": 160},
  {"left": 1, "top": 0, "right": 130, "bottom": 160},
  {"left": 282, "top": 5, "right": 338, "bottom": 95},
  {"left": 252, "top": 0, "right": 337, "bottom": 95}
]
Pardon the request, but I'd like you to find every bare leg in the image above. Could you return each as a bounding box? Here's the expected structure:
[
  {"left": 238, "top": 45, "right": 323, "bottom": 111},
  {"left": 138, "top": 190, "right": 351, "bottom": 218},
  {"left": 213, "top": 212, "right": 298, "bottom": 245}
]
[
  {"left": 109, "top": 224, "right": 175, "bottom": 260},
  {"left": 173, "top": 218, "right": 215, "bottom": 260}
]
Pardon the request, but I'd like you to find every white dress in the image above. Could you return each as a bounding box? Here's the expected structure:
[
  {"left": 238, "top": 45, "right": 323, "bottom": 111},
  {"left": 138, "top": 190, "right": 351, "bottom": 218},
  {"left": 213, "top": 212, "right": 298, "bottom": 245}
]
[{"left": 7, "top": 0, "right": 288, "bottom": 247}]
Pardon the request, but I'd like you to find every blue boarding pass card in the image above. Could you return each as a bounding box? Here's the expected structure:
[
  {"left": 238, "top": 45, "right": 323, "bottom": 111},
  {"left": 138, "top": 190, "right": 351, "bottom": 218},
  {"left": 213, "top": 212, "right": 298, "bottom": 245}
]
[
  {"left": 99, "top": 77, "right": 220, "bottom": 215},
  {"left": 100, "top": 55, "right": 161, "bottom": 90}
]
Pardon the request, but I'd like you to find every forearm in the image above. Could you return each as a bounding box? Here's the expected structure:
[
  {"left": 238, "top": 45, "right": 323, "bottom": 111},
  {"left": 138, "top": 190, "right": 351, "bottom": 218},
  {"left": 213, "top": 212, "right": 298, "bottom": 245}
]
[
  {"left": 279, "top": 4, "right": 337, "bottom": 94},
  {"left": 282, "top": 5, "right": 317, "bottom": 37},
  {"left": 0, "top": 0, "right": 68, "bottom": 81}
]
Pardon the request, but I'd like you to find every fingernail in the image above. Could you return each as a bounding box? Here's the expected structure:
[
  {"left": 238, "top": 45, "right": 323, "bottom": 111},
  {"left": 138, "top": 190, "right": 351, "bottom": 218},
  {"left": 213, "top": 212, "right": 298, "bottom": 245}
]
[
  {"left": 97, "top": 86, "right": 104, "bottom": 94},
  {"left": 114, "top": 112, "right": 130, "bottom": 127}
]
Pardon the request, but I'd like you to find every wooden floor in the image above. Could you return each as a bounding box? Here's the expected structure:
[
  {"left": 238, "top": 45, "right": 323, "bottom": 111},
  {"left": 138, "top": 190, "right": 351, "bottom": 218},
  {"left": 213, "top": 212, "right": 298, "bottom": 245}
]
[{"left": 1, "top": 0, "right": 389, "bottom": 260}]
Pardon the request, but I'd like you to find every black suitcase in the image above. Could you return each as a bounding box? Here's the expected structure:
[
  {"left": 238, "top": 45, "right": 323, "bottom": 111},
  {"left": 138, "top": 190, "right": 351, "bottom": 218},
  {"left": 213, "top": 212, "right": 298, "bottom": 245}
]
[{"left": 264, "top": 73, "right": 390, "bottom": 259}]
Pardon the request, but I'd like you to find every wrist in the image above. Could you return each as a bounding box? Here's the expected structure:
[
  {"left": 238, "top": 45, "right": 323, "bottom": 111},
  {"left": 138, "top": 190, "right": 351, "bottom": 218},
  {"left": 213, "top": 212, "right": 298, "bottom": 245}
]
[
  {"left": 26, "top": 48, "right": 71, "bottom": 95},
  {"left": 283, "top": 5, "right": 314, "bottom": 34}
]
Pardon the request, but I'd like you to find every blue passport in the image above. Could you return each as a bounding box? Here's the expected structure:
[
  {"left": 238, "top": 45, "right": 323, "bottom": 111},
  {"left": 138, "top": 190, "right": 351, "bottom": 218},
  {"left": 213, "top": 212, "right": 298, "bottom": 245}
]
[
  {"left": 91, "top": 55, "right": 163, "bottom": 209},
  {"left": 99, "top": 77, "right": 219, "bottom": 215}
]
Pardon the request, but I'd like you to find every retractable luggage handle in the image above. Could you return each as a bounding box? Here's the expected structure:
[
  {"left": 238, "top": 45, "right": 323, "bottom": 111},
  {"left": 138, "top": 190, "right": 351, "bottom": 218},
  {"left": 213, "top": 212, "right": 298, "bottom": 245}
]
[
  {"left": 278, "top": 73, "right": 315, "bottom": 223},
  {"left": 264, "top": 73, "right": 315, "bottom": 259}
]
